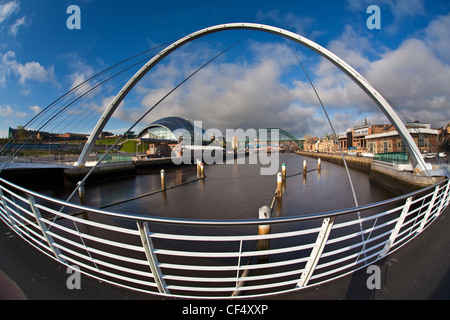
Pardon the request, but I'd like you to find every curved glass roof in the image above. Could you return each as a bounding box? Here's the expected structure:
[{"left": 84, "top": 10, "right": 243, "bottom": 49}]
[{"left": 137, "top": 116, "right": 204, "bottom": 144}]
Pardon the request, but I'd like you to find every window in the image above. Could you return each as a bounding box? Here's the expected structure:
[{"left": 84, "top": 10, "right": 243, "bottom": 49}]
[
  {"left": 147, "top": 127, "right": 177, "bottom": 141},
  {"left": 418, "top": 136, "right": 425, "bottom": 148}
]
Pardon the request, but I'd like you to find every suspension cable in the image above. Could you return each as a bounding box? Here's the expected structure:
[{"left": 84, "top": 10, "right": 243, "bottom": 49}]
[
  {"left": 282, "top": 37, "right": 360, "bottom": 209},
  {"left": 282, "top": 37, "right": 367, "bottom": 257},
  {"left": 64, "top": 35, "right": 249, "bottom": 205},
  {"left": 0, "top": 43, "right": 172, "bottom": 173},
  {"left": 1, "top": 43, "right": 169, "bottom": 153}
]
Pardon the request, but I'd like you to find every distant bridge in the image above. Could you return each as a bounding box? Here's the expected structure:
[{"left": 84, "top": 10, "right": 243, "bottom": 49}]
[{"left": 243, "top": 128, "right": 304, "bottom": 149}]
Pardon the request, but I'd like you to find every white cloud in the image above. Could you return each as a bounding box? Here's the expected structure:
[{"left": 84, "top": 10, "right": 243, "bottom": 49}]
[
  {"left": 29, "top": 105, "right": 41, "bottom": 114},
  {"left": 385, "top": 0, "right": 425, "bottom": 19},
  {"left": 63, "top": 53, "right": 95, "bottom": 89},
  {"left": 0, "top": 104, "right": 26, "bottom": 118},
  {"left": 303, "top": 15, "right": 450, "bottom": 129},
  {"left": 0, "top": 104, "right": 14, "bottom": 117},
  {"left": 424, "top": 13, "right": 450, "bottom": 64},
  {"left": 255, "top": 9, "right": 315, "bottom": 37},
  {"left": 0, "top": 0, "right": 20, "bottom": 24},
  {"left": 346, "top": 0, "right": 426, "bottom": 35},
  {"left": 346, "top": 0, "right": 425, "bottom": 19},
  {"left": 15, "top": 60, "right": 54, "bottom": 84},
  {"left": 8, "top": 15, "right": 26, "bottom": 37},
  {"left": 326, "top": 25, "right": 374, "bottom": 71},
  {"left": 366, "top": 39, "right": 450, "bottom": 103},
  {"left": 0, "top": 50, "right": 56, "bottom": 86}
]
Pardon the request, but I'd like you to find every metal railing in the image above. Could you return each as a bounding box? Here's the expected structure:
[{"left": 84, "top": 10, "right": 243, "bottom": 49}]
[{"left": 0, "top": 176, "right": 449, "bottom": 299}]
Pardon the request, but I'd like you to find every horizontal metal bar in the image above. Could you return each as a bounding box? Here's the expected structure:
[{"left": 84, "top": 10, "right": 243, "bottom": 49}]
[
  {"left": 2, "top": 176, "right": 447, "bottom": 227},
  {"left": 0, "top": 176, "right": 448, "bottom": 299},
  {"left": 149, "top": 227, "right": 322, "bottom": 242},
  {"left": 54, "top": 243, "right": 154, "bottom": 278},
  {"left": 158, "top": 254, "right": 310, "bottom": 273},
  {"left": 163, "top": 267, "right": 305, "bottom": 285},
  {"left": 167, "top": 277, "right": 300, "bottom": 293},
  {"left": 60, "top": 254, "right": 158, "bottom": 288},
  {"left": 44, "top": 219, "right": 145, "bottom": 252},
  {"left": 332, "top": 205, "right": 403, "bottom": 231},
  {"left": 36, "top": 204, "right": 141, "bottom": 236},
  {"left": 12, "top": 225, "right": 53, "bottom": 252},
  {"left": 48, "top": 230, "right": 148, "bottom": 266}
]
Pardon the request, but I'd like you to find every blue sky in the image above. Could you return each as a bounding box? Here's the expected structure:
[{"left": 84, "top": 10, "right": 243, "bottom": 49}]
[{"left": 1, "top": 0, "right": 450, "bottom": 139}]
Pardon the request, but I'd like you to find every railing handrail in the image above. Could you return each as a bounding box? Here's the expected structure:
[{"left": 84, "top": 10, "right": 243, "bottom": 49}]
[
  {"left": 1, "top": 174, "right": 449, "bottom": 299},
  {"left": 0, "top": 176, "right": 447, "bottom": 226}
]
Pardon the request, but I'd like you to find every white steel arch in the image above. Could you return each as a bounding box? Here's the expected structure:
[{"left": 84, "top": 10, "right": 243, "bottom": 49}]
[{"left": 75, "top": 23, "right": 429, "bottom": 173}]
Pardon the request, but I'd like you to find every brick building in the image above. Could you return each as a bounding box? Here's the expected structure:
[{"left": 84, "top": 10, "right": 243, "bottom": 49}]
[{"left": 366, "top": 122, "right": 438, "bottom": 154}]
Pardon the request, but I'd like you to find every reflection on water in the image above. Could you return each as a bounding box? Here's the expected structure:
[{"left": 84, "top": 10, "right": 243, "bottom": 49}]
[{"left": 41, "top": 153, "right": 395, "bottom": 220}]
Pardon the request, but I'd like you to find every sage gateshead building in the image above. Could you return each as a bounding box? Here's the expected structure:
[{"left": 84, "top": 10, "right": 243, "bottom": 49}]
[{"left": 136, "top": 116, "right": 206, "bottom": 158}]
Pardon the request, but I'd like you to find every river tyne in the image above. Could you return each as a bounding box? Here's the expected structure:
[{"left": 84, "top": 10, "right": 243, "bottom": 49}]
[{"left": 35, "top": 152, "right": 394, "bottom": 221}]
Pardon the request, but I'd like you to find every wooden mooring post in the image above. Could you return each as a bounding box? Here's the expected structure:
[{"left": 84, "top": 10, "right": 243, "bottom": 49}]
[
  {"left": 77, "top": 181, "right": 86, "bottom": 205},
  {"left": 160, "top": 169, "right": 165, "bottom": 189},
  {"left": 200, "top": 163, "right": 204, "bottom": 178},
  {"left": 257, "top": 205, "right": 271, "bottom": 262},
  {"left": 196, "top": 159, "right": 201, "bottom": 177},
  {"left": 276, "top": 172, "right": 283, "bottom": 198}
]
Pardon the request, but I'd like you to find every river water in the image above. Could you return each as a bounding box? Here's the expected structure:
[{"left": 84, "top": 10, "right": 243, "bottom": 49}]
[{"left": 39, "top": 152, "right": 395, "bottom": 220}]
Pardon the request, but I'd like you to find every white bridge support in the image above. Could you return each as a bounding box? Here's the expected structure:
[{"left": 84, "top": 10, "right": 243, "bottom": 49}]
[{"left": 75, "top": 23, "right": 429, "bottom": 173}]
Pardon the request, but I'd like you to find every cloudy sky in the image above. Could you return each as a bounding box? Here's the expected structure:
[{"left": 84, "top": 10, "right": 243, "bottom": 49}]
[{"left": 0, "top": 0, "right": 449, "bottom": 139}]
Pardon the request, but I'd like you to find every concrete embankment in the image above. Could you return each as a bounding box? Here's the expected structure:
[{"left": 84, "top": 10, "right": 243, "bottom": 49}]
[
  {"left": 0, "top": 158, "right": 187, "bottom": 186},
  {"left": 295, "top": 151, "right": 445, "bottom": 195},
  {"left": 63, "top": 158, "right": 183, "bottom": 184},
  {"left": 0, "top": 167, "right": 65, "bottom": 187},
  {"left": 296, "top": 151, "right": 372, "bottom": 173}
]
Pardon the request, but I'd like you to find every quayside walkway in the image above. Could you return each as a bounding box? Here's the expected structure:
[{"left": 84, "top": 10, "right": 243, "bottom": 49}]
[{"left": 1, "top": 206, "right": 448, "bottom": 300}]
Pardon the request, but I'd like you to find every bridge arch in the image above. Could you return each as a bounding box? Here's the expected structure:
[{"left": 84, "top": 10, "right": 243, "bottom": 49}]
[
  {"left": 243, "top": 128, "right": 304, "bottom": 149},
  {"left": 266, "top": 128, "right": 304, "bottom": 148},
  {"left": 75, "top": 23, "right": 428, "bottom": 173}
]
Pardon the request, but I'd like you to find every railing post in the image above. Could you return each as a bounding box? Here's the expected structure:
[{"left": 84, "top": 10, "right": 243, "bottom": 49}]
[
  {"left": 444, "top": 180, "right": 450, "bottom": 208},
  {"left": 417, "top": 186, "right": 439, "bottom": 234},
  {"left": 378, "top": 196, "right": 412, "bottom": 258},
  {"left": 436, "top": 181, "right": 450, "bottom": 218},
  {"left": 0, "top": 188, "right": 17, "bottom": 229},
  {"left": 27, "top": 194, "right": 67, "bottom": 264},
  {"left": 232, "top": 240, "right": 247, "bottom": 297},
  {"left": 297, "top": 216, "right": 335, "bottom": 288},
  {"left": 137, "top": 221, "right": 168, "bottom": 294}
]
